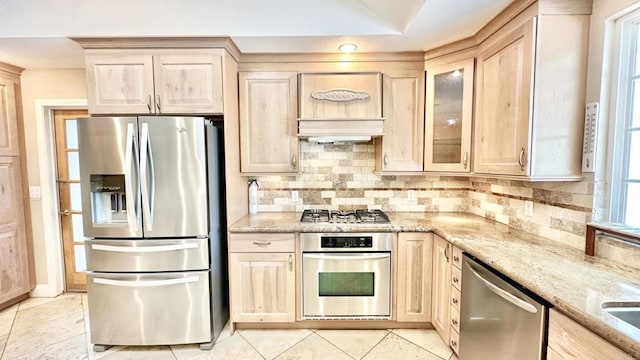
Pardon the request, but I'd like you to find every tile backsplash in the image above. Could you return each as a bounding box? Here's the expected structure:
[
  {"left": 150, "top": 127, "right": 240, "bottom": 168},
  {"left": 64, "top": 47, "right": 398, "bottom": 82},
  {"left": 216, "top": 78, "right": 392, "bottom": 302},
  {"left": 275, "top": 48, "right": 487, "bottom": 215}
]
[{"left": 252, "top": 141, "right": 593, "bottom": 250}]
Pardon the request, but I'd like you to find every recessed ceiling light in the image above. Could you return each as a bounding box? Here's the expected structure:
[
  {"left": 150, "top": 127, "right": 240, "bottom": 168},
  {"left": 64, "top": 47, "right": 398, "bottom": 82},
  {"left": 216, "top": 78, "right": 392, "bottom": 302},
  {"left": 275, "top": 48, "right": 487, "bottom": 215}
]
[{"left": 338, "top": 43, "right": 358, "bottom": 53}]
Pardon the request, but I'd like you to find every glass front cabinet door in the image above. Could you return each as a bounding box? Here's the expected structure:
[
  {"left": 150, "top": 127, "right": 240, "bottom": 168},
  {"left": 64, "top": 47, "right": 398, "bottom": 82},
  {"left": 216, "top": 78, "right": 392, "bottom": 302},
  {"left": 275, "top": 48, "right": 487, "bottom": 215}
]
[{"left": 424, "top": 58, "right": 474, "bottom": 172}]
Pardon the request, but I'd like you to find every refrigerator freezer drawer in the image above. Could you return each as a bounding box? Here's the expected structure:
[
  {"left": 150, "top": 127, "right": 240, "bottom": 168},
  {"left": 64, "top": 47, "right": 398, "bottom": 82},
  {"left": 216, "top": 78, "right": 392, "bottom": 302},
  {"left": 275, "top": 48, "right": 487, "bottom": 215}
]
[
  {"left": 85, "top": 238, "right": 209, "bottom": 272},
  {"left": 87, "top": 271, "right": 212, "bottom": 346}
]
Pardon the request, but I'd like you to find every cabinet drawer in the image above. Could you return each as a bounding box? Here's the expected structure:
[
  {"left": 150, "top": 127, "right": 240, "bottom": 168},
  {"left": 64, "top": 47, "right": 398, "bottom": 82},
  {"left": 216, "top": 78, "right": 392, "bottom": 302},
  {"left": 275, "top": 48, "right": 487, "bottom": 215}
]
[
  {"left": 452, "top": 247, "right": 463, "bottom": 269},
  {"left": 451, "top": 266, "right": 462, "bottom": 290},
  {"left": 450, "top": 306, "right": 460, "bottom": 333},
  {"left": 229, "top": 233, "right": 295, "bottom": 252},
  {"left": 450, "top": 328, "right": 460, "bottom": 354},
  {"left": 451, "top": 287, "right": 461, "bottom": 311}
]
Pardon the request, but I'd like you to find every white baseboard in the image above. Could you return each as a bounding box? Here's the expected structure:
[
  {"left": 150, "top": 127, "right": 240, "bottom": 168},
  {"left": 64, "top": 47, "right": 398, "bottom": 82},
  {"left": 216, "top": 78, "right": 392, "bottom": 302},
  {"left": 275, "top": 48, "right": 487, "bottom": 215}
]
[{"left": 30, "top": 284, "right": 63, "bottom": 298}]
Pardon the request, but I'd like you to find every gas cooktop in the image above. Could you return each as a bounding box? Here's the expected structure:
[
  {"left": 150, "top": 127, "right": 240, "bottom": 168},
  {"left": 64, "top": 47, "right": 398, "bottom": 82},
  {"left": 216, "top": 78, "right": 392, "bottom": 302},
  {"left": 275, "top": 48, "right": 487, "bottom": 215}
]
[{"left": 300, "top": 209, "right": 391, "bottom": 224}]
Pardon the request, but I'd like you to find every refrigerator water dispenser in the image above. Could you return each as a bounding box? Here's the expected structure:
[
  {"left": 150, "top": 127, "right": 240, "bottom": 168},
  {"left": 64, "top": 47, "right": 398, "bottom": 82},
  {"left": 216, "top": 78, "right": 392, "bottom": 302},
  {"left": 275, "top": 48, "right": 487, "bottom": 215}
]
[{"left": 90, "top": 174, "right": 128, "bottom": 226}]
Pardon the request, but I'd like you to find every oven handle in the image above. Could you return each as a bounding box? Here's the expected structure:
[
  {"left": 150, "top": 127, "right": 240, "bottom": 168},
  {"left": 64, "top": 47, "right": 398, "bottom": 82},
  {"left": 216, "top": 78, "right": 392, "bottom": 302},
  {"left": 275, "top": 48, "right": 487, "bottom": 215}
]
[{"left": 303, "top": 253, "right": 390, "bottom": 261}]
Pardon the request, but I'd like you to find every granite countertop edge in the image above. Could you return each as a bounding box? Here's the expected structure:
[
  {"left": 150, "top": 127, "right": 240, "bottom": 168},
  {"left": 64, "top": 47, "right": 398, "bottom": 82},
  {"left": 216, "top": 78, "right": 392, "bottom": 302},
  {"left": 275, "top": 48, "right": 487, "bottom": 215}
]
[{"left": 228, "top": 211, "right": 640, "bottom": 355}]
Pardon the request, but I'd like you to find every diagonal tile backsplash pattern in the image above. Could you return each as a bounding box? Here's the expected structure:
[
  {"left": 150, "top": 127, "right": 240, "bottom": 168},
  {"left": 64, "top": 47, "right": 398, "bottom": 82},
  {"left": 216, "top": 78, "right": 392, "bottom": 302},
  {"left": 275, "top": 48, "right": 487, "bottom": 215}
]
[{"left": 252, "top": 141, "right": 594, "bottom": 250}]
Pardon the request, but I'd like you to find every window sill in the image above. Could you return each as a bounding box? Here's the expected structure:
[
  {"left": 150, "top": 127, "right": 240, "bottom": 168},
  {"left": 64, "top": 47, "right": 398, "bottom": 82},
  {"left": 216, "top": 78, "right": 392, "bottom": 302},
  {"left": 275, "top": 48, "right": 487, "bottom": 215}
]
[{"left": 585, "top": 222, "right": 640, "bottom": 256}]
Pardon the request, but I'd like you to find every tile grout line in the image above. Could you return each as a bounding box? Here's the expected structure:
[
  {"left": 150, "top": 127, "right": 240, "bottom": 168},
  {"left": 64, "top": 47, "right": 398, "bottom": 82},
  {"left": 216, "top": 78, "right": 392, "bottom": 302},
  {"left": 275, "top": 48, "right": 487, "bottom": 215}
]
[
  {"left": 389, "top": 329, "right": 451, "bottom": 360},
  {"left": 0, "top": 310, "right": 17, "bottom": 360},
  {"left": 356, "top": 330, "right": 390, "bottom": 360}
]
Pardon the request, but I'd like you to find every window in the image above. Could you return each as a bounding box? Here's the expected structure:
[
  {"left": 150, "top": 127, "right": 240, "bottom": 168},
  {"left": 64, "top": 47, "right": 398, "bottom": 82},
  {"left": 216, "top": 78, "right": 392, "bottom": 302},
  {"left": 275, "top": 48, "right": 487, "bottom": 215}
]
[{"left": 610, "top": 10, "right": 640, "bottom": 228}]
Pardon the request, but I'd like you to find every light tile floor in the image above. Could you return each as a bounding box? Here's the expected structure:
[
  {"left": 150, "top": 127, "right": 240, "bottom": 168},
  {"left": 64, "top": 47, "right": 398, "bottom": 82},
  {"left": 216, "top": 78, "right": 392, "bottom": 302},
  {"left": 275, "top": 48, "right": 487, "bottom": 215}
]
[{"left": 0, "top": 294, "right": 459, "bottom": 360}]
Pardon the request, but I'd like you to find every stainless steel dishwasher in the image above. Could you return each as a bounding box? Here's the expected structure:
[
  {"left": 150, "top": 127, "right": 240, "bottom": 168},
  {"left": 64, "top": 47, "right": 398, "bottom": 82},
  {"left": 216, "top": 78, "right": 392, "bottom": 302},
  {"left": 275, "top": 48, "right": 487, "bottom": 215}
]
[{"left": 460, "top": 253, "right": 548, "bottom": 360}]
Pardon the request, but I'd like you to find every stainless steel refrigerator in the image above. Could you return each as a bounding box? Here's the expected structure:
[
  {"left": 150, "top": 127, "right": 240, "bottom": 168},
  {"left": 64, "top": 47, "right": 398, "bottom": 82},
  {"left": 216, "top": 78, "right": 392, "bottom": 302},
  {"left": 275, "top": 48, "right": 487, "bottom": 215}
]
[{"left": 77, "top": 116, "right": 228, "bottom": 351}]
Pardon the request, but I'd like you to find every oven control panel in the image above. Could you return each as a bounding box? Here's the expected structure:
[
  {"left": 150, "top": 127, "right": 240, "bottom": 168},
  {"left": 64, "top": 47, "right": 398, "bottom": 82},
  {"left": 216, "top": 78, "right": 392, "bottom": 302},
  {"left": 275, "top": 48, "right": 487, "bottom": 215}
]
[{"left": 321, "top": 236, "right": 372, "bottom": 248}]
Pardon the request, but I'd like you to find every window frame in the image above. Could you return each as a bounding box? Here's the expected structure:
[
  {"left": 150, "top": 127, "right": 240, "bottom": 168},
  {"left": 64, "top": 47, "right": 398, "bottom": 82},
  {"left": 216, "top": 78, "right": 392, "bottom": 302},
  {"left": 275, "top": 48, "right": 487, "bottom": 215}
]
[{"left": 608, "top": 9, "right": 640, "bottom": 227}]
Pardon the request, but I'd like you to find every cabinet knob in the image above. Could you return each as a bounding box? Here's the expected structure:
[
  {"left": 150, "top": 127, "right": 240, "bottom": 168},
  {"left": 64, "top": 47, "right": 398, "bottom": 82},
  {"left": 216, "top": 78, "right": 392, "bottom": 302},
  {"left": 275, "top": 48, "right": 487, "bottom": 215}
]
[
  {"left": 288, "top": 254, "right": 293, "bottom": 271},
  {"left": 384, "top": 153, "right": 389, "bottom": 167},
  {"left": 463, "top": 152, "right": 468, "bottom": 169},
  {"left": 452, "top": 318, "right": 458, "bottom": 326},
  {"left": 453, "top": 277, "right": 459, "bottom": 283},
  {"left": 453, "top": 255, "right": 459, "bottom": 262},
  {"left": 452, "top": 298, "right": 459, "bottom": 304},
  {"left": 147, "top": 95, "right": 152, "bottom": 113},
  {"left": 444, "top": 245, "right": 450, "bottom": 262},
  {"left": 291, "top": 156, "right": 297, "bottom": 169},
  {"left": 451, "top": 340, "right": 457, "bottom": 347},
  {"left": 156, "top": 95, "right": 161, "bottom": 113}
]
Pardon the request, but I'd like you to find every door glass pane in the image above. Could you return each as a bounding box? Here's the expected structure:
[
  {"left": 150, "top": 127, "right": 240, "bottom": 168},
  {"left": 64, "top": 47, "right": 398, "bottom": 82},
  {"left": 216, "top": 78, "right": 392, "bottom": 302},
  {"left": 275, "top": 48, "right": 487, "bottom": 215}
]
[
  {"left": 432, "top": 69, "right": 464, "bottom": 164},
  {"left": 67, "top": 152, "right": 80, "bottom": 180},
  {"left": 65, "top": 119, "right": 78, "bottom": 149},
  {"left": 72, "top": 214, "right": 85, "bottom": 242},
  {"left": 70, "top": 183, "right": 82, "bottom": 211},
  {"left": 625, "top": 183, "right": 640, "bottom": 227},
  {"left": 318, "top": 272, "right": 374, "bottom": 296},
  {"left": 629, "top": 131, "right": 640, "bottom": 179},
  {"left": 74, "top": 245, "right": 86, "bottom": 272}
]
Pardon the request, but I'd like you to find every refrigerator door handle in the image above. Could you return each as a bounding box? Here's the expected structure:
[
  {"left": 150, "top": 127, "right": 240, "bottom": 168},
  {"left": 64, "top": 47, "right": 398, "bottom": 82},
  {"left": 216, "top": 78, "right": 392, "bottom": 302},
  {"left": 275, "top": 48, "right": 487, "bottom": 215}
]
[
  {"left": 140, "top": 122, "right": 155, "bottom": 231},
  {"left": 91, "top": 243, "right": 199, "bottom": 253},
  {"left": 124, "top": 123, "right": 139, "bottom": 233},
  {"left": 93, "top": 276, "right": 200, "bottom": 288}
]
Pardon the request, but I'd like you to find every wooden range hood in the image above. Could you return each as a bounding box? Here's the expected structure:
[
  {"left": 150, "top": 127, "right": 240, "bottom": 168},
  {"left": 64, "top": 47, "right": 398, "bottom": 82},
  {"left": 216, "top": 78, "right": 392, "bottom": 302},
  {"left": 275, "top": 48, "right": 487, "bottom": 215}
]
[{"left": 297, "top": 72, "right": 384, "bottom": 140}]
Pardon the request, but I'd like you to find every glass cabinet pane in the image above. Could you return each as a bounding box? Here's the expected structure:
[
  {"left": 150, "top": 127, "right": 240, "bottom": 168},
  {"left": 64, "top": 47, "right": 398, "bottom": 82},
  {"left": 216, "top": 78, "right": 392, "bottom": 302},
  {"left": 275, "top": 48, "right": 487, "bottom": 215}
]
[
  {"left": 65, "top": 119, "right": 78, "bottom": 149},
  {"left": 432, "top": 69, "right": 464, "bottom": 163}
]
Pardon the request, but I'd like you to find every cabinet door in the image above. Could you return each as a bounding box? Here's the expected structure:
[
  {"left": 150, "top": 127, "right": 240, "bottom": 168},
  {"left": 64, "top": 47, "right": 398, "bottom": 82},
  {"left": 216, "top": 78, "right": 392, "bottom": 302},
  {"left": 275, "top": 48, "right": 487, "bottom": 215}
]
[
  {"left": 239, "top": 72, "right": 299, "bottom": 173},
  {"left": 85, "top": 52, "right": 155, "bottom": 114},
  {"left": 431, "top": 235, "right": 451, "bottom": 343},
  {"left": 397, "top": 233, "right": 432, "bottom": 322},
  {"left": 230, "top": 252, "right": 295, "bottom": 323},
  {"left": 548, "top": 309, "right": 630, "bottom": 359},
  {"left": 0, "top": 77, "right": 19, "bottom": 156},
  {"left": 378, "top": 71, "right": 424, "bottom": 172},
  {"left": 474, "top": 18, "right": 536, "bottom": 176},
  {"left": 153, "top": 52, "right": 223, "bottom": 114},
  {"left": 425, "top": 59, "right": 474, "bottom": 172},
  {"left": 0, "top": 157, "right": 30, "bottom": 305}
]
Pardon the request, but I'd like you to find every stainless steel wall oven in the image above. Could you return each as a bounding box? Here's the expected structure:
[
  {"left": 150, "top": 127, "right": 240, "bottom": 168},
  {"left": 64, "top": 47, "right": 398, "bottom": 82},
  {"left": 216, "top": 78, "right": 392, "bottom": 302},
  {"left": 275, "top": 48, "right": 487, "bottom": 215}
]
[{"left": 301, "top": 233, "right": 393, "bottom": 319}]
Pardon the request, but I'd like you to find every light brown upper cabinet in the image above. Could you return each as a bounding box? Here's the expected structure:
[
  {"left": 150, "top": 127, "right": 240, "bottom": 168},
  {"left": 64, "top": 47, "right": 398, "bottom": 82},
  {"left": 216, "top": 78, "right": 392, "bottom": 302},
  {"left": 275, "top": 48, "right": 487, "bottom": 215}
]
[
  {"left": 474, "top": 8, "right": 589, "bottom": 180},
  {"left": 239, "top": 72, "right": 299, "bottom": 173},
  {"left": 375, "top": 70, "right": 425, "bottom": 173},
  {"left": 85, "top": 49, "right": 223, "bottom": 115},
  {"left": 425, "top": 58, "right": 474, "bottom": 173}
]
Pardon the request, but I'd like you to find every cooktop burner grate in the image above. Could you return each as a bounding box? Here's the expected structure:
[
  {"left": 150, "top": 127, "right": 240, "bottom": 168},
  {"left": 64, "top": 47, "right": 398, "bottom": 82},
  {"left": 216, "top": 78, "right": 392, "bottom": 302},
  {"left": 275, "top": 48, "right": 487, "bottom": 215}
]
[{"left": 300, "top": 209, "right": 390, "bottom": 224}]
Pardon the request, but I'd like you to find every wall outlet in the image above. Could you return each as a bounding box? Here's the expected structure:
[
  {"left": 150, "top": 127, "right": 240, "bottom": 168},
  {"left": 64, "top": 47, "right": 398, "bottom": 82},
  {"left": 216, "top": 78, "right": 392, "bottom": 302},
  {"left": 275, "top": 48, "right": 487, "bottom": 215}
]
[
  {"left": 524, "top": 200, "right": 534, "bottom": 217},
  {"left": 291, "top": 191, "right": 299, "bottom": 202},
  {"left": 407, "top": 190, "right": 416, "bottom": 201}
]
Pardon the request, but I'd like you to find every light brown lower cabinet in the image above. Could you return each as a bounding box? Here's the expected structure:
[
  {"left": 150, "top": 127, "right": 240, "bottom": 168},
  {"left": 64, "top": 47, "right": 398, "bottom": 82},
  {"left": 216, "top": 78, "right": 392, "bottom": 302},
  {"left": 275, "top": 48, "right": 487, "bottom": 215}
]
[
  {"left": 432, "top": 235, "right": 452, "bottom": 344},
  {"left": 396, "top": 233, "right": 433, "bottom": 322},
  {"left": 547, "top": 309, "right": 631, "bottom": 359},
  {"left": 228, "top": 233, "right": 295, "bottom": 323}
]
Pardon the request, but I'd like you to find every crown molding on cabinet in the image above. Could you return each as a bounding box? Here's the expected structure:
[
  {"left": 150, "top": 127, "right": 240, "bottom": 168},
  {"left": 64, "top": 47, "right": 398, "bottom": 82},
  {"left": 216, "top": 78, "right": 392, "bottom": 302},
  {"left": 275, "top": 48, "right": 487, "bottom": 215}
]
[
  {"left": 239, "top": 52, "right": 425, "bottom": 64},
  {"left": 424, "top": 0, "right": 592, "bottom": 61},
  {"left": 0, "top": 61, "right": 24, "bottom": 76},
  {"left": 70, "top": 36, "right": 242, "bottom": 62}
]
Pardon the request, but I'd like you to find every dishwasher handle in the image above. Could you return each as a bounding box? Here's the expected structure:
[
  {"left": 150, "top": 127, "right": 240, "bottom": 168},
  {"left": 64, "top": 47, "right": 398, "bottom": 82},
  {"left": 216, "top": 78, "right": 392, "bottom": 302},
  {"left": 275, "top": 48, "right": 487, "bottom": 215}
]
[{"left": 464, "top": 261, "right": 538, "bottom": 314}]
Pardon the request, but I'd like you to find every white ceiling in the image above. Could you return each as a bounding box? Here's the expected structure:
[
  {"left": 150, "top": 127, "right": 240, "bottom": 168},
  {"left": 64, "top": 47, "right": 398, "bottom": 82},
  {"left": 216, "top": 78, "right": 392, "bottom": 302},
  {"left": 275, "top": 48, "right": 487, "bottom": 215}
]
[{"left": 0, "top": 0, "right": 513, "bottom": 69}]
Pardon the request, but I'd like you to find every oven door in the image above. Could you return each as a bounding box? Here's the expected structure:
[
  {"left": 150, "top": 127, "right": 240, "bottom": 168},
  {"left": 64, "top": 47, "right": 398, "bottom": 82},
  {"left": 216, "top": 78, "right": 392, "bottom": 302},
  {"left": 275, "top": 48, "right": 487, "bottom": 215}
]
[{"left": 302, "top": 252, "right": 391, "bottom": 319}]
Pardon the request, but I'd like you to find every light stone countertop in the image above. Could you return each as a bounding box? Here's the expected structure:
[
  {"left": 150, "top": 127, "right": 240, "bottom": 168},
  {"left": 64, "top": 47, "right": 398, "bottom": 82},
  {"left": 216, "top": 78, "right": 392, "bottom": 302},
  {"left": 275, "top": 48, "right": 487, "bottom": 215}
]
[{"left": 229, "top": 212, "right": 640, "bottom": 356}]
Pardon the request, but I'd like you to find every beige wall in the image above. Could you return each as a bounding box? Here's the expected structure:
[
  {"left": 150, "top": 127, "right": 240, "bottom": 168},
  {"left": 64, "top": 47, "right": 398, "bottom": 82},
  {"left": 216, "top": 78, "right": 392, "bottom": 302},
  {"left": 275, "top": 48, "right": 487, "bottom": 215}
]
[{"left": 20, "top": 69, "right": 87, "bottom": 288}]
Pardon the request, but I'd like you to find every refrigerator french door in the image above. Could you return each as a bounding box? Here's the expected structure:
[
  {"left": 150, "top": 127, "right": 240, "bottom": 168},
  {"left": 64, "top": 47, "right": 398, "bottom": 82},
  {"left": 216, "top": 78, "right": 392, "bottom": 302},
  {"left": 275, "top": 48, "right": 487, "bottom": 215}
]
[{"left": 77, "top": 116, "right": 227, "bottom": 351}]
